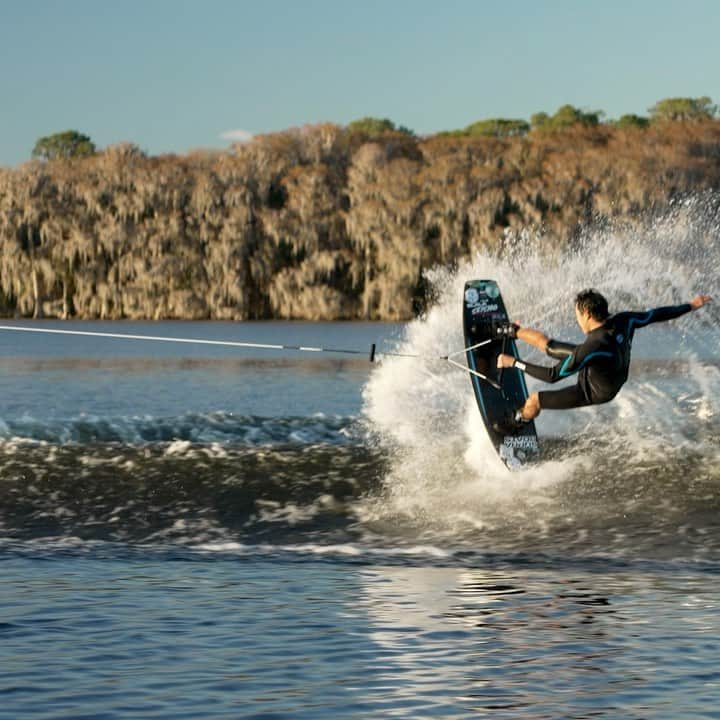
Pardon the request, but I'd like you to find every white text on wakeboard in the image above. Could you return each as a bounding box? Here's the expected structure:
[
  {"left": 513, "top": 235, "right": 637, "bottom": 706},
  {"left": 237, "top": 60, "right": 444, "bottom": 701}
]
[
  {"left": 503, "top": 436, "right": 539, "bottom": 450},
  {"left": 470, "top": 302, "right": 499, "bottom": 315}
]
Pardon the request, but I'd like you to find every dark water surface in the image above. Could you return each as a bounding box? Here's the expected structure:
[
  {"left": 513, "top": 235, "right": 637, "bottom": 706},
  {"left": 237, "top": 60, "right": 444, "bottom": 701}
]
[{"left": 2, "top": 554, "right": 718, "bottom": 720}]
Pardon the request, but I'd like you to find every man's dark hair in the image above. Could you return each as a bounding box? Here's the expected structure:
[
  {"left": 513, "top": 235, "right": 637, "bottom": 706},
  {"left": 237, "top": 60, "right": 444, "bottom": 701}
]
[{"left": 575, "top": 289, "right": 609, "bottom": 320}]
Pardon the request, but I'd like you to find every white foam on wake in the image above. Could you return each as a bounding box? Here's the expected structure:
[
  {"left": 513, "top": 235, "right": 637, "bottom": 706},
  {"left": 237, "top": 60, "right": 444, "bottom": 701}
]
[{"left": 361, "top": 198, "right": 720, "bottom": 526}]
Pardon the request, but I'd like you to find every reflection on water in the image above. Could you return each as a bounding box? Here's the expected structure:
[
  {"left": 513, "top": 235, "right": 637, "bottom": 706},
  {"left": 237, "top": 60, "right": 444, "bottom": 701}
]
[
  {"left": 4, "top": 556, "right": 717, "bottom": 719},
  {"left": 359, "top": 565, "right": 720, "bottom": 718}
]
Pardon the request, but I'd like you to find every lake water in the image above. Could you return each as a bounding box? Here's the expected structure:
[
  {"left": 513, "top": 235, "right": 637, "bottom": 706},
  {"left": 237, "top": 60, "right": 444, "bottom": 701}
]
[{"left": 2, "top": 229, "right": 720, "bottom": 718}]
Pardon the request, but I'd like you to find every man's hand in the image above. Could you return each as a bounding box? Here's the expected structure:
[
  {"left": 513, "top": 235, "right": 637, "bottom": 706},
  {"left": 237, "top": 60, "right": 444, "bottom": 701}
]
[
  {"left": 690, "top": 295, "right": 712, "bottom": 310},
  {"left": 496, "top": 353, "right": 516, "bottom": 369}
]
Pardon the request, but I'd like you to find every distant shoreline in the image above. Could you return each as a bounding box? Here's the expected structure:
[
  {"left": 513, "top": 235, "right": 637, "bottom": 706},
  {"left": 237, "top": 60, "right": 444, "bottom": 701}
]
[
  {"left": 2, "top": 121, "right": 720, "bottom": 322},
  {"left": 0, "top": 316, "right": 402, "bottom": 324}
]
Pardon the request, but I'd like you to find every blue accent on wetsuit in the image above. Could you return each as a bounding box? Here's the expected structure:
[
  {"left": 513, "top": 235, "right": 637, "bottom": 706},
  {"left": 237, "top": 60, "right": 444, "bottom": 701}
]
[{"left": 517, "top": 303, "right": 692, "bottom": 408}]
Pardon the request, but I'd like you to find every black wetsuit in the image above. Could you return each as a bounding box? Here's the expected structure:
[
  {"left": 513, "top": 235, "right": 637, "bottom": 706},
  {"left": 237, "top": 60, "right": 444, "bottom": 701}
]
[{"left": 516, "top": 304, "right": 692, "bottom": 410}]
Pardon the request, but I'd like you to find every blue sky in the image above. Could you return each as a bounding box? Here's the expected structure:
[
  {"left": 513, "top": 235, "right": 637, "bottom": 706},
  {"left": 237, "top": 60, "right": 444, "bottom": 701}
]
[{"left": 1, "top": 0, "right": 719, "bottom": 166}]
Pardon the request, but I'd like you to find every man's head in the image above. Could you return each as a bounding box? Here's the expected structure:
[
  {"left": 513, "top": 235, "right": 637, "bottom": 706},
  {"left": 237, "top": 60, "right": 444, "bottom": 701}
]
[{"left": 575, "top": 289, "right": 609, "bottom": 332}]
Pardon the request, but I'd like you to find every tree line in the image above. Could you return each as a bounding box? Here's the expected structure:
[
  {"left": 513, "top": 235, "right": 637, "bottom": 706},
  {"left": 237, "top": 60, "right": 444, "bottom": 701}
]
[
  {"left": 3, "top": 116, "right": 720, "bottom": 321},
  {"left": 29, "top": 96, "right": 718, "bottom": 161}
]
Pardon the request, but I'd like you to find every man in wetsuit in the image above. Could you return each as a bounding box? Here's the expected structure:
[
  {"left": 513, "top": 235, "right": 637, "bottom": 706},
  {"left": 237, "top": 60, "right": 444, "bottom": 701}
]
[{"left": 496, "top": 289, "right": 712, "bottom": 426}]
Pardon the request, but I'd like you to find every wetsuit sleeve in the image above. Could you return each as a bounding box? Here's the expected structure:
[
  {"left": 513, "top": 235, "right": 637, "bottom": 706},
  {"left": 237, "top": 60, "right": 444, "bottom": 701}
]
[
  {"left": 514, "top": 337, "right": 611, "bottom": 384},
  {"left": 545, "top": 339, "right": 576, "bottom": 360},
  {"left": 621, "top": 304, "right": 692, "bottom": 328}
]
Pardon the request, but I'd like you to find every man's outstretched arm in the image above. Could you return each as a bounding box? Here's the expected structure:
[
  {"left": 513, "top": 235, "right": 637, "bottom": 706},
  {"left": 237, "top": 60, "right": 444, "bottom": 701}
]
[{"left": 622, "top": 294, "right": 712, "bottom": 328}]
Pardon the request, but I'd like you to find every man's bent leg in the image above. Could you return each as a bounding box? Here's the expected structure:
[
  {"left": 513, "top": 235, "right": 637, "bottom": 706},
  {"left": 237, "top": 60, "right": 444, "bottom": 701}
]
[{"left": 536, "top": 385, "right": 590, "bottom": 412}]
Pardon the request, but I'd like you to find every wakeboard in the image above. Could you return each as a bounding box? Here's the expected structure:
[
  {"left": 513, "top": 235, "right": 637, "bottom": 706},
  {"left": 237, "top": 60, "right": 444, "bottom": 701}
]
[{"left": 463, "top": 279, "right": 539, "bottom": 470}]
